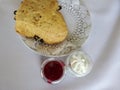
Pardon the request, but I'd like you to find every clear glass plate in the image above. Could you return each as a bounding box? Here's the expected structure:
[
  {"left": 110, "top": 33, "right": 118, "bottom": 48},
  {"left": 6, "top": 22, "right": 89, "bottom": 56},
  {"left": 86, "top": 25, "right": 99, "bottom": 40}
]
[{"left": 21, "top": 1, "right": 91, "bottom": 57}]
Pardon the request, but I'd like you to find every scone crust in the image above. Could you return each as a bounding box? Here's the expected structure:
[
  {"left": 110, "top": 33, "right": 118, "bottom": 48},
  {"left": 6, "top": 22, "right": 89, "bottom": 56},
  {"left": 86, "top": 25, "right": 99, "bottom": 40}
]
[{"left": 15, "top": 0, "right": 68, "bottom": 44}]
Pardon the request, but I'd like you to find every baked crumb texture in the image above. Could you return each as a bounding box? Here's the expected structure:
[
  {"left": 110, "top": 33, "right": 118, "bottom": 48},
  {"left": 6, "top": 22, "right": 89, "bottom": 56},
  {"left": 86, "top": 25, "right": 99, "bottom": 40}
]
[{"left": 15, "top": 0, "right": 68, "bottom": 44}]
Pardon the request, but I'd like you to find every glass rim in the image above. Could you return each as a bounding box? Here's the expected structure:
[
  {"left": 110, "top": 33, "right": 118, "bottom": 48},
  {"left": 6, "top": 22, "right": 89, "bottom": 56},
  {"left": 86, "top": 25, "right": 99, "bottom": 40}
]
[
  {"left": 41, "top": 58, "right": 66, "bottom": 84},
  {"left": 66, "top": 50, "right": 93, "bottom": 77}
]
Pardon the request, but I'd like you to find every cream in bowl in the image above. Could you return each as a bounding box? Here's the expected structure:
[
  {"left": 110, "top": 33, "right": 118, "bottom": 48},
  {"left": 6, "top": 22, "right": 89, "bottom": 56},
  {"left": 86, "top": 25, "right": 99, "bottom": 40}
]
[{"left": 66, "top": 50, "right": 93, "bottom": 77}]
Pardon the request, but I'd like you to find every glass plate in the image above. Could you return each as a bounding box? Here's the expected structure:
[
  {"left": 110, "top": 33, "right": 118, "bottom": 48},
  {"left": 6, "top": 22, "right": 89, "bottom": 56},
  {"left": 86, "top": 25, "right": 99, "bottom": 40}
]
[{"left": 20, "top": 1, "right": 91, "bottom": 57}]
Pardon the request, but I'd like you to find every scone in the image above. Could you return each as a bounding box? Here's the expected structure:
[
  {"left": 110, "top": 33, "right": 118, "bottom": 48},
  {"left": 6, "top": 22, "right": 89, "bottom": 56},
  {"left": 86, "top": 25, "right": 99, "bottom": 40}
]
[{"left": 15, "top": 0, "right": 68, "bottom": 44}]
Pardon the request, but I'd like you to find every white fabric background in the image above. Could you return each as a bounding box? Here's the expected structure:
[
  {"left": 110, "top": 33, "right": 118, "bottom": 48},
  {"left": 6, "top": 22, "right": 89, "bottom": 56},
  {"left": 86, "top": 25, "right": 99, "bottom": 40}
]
[{"left": 0, "top": 0, "right": 120, "bottom": 90}]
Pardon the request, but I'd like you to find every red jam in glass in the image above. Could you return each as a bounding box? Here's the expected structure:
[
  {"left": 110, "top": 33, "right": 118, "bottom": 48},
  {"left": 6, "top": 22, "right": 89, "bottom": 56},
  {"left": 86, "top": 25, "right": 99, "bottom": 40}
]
[{"left": 43, "top": 61, "right": 64, "bottom": 83}]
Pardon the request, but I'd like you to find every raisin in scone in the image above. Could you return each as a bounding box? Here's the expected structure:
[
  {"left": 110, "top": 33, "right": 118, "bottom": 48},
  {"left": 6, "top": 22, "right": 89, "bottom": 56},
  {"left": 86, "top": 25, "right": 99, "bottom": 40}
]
[{"left": 15, "top": 0, "right": 68, "bottom": 44}]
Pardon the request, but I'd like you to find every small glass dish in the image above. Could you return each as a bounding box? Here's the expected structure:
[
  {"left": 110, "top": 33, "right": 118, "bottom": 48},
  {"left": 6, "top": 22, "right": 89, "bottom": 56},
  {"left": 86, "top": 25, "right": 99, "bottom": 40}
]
[
  {"left": 41, "top": 58, "right": 66, "bottom": 84},
  {"left": 66, "top": 50, "right": 93, "bottom": 77}
]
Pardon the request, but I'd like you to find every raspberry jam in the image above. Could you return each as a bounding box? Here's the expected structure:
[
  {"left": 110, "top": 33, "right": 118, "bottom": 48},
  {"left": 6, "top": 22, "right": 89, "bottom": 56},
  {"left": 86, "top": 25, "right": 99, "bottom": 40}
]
[{"left": 42, "top": 60, "right": 64, "bottom": 84}]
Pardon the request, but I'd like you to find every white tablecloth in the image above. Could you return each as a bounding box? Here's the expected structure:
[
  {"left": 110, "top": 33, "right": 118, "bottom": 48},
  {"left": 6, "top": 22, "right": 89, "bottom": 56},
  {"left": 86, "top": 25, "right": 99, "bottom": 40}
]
[{"left": 0, "top": 0, "right": 120, "bottom": 90}]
